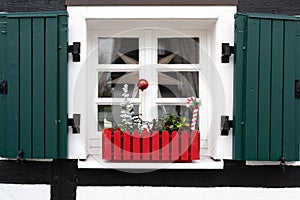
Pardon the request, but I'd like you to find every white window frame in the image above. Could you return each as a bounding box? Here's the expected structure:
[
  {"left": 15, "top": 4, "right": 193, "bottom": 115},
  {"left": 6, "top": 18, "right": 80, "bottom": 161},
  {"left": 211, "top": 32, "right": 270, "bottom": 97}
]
[
  {"left": 91, "top": 28, "right": 208, "bottom": 133},
  {"left": 67, "top": 6, "right": 236, "bottom": 167}
]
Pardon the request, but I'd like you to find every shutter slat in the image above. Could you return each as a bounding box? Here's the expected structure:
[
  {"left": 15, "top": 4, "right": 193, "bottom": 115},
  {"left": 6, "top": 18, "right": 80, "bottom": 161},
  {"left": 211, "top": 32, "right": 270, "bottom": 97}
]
[
  {"left": 0, "top": 16, "right": 7, "bottom": 155},
  {"left": 244, "top": 18, "right": 260, "bottom": 160},
  {"left": 258, "top": 19, "right": 272, "bottom": 160},
  {"left": 6, "top": 18, "right": 20, "bottom": 158},
  {"left": 283, "top": 21, "right": 297, "bottom": 160},
  {"left": 57, "top": 16, "right": 68, "bottom": 158},
  {"left": 45, "top": 17, "right": 59, "bottom": 158},
  {"left": 233, "top": 15, "right": 246, "bottom": 160},
  {"left": 32, "top": 18, "right": 45, "bottom": 158},
  {"left": 19, "top": 18, "right": 33, "bottom": 158},
  {"left": 270, "top": 20, "right": 284, "bottom": 161},
  {"left": 296, "top": 23, "right": 300, "bottom": 161}
]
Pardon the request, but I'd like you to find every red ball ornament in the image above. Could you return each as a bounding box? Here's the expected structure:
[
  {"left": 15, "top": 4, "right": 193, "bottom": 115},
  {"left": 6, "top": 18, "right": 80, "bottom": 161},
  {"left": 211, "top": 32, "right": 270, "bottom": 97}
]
[{"left": 137, "top": 79, "right": 149, "bottom": 92}]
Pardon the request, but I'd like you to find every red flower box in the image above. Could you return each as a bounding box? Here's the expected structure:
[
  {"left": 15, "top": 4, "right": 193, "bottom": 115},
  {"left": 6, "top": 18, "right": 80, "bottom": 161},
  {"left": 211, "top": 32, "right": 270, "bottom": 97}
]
[{"left": 102, "top": 129, "right": 200, "bottom": 162}]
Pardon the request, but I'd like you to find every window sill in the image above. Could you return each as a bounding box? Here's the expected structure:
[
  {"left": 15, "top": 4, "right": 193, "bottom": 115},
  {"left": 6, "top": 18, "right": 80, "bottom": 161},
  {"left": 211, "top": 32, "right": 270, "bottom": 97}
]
[{"left": 78, "top": 155, "right": 224, "bottom": 169}]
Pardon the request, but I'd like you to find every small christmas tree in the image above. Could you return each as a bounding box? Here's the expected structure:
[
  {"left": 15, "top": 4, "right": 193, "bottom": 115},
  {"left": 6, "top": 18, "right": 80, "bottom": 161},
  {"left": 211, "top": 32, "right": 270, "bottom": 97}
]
[{"left": 120, "top": 84, "right": 134, "bottom": 132}]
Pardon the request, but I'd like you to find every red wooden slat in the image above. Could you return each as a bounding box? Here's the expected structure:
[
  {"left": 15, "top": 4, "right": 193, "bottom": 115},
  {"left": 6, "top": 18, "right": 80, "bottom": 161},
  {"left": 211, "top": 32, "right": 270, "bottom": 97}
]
[
  {"left": 191, "top": 130, "right": 200, "bottom": 160},
  {"left": 103, "top": 129, "right": 112, "bottom": 161},
  {"left": 142, "top": 130, "right": 150, "bottom": 160},
  {"left": 162, "top": 131, "right": 170, "bottom": 160},
  {"left": 133, "top": 130, "right": 141, "bottom": 160},
  {"left": 102, "top": 129, "right": 106, "bottom": 160},
  {"left": 181, "top": 131, "right": 189, "bottom": 161},
  {"left": 171, "top": 131, "right": 179, "bottom": 161},
  {"left": 114, "top": 130, "right": 121, "bottom": 160},
  {"left": 123, "top": 131, "right": 131, "bottom": 161},
  {"left": 152, "top": 131, "right": 160, "bottom": 160}
]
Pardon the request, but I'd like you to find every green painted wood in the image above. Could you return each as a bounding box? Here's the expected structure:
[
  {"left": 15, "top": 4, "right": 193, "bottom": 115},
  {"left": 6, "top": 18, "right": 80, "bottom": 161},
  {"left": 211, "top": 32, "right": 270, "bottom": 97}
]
[
  {"left": 45, "top": 17, "right": 59, "bottom": 158},
  {"left": 244, "top": 18, "right": 260, "bottom": 160},
  {"left": 283, "top": 21, "right": 297, "bottom": 161},
  {"left": 270, "top": 20, "right": 284, "bottom": 161},
  {"left": 32, "top": 18, "right": 45, "bottom": 158},
  {"left": 57, "top": 16, "right": 68, "bottom": 158},
  {"left": 234, "top": 13, "right": 300, "bottom": 161},
  {"left": 6, "top": 18, "right": 20, "bottom": 158},
  {"left": 0, "top": 16, "right": 7, "bottom": 155},
  {"left": 296, "top": 23, "right": 300, "bottom": 160},
  {"left": 233, "top": 14, "right": 246, "bottom": 160},
  {"left": 19, "top": 18, "right": 33, "bottom": 158},
  {"left": 257, "top": 19, "right": 272, "bottom": 160},
  {"left": 0, "top": 11, "right": 68, "bottom": 159}
]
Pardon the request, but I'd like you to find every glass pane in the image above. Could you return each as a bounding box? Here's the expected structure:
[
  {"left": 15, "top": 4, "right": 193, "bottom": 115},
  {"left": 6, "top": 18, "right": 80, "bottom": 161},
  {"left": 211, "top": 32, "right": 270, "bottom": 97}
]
[
  {"left": 98, "top": 72, "right": 139, "bottom": 98},
  {"left": 157, "top": 37, "right": 199, "bottom": 64},
  {"left": 98, "top": 37, "right": 139, "bottom": 64},
  {"left": 98, "top": 105, "right": 139, "bottom": 131},
  {"left": 157, "top": 105, "right": 198, "bottom": 129},
  {"left": 158, "top": 71, "right": 199, "bottom": 98}
]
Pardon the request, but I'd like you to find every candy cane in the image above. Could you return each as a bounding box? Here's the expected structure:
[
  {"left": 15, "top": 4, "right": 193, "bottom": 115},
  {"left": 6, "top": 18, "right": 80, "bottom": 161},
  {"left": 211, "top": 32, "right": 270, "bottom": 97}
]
[{"left": 186, "top": 97, "right": 201, "bottom": 131}]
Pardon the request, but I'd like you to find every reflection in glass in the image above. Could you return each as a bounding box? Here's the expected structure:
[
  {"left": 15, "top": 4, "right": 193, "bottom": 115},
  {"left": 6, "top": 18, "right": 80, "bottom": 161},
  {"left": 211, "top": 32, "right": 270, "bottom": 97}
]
[
  {"left": 98, "top": 72, "right": 139, "bottom": 98},
  {"left": 158, "top": 38, "right": 199, "bottom": 64},
  {"left": 98, "top": 105, "right": 139, "bottom": 131},
  {"left": 98, "top": 37, "right": 139, "bottom": 64},
  {"left": 158, "top": 71, "right": 199, "bottom": 98}
]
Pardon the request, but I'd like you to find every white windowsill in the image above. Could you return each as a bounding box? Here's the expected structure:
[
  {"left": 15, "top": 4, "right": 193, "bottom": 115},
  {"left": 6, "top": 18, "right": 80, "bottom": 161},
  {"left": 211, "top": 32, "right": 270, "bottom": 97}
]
[{"left": 78, "top": 155, "right": 224, "bottom": 169}]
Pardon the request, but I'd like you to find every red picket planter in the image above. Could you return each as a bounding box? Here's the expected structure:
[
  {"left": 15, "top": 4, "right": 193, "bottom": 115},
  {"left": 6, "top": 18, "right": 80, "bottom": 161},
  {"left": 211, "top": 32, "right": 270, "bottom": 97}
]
[{"left": 102, "top": 129, "right": 200, "bottom": 162}]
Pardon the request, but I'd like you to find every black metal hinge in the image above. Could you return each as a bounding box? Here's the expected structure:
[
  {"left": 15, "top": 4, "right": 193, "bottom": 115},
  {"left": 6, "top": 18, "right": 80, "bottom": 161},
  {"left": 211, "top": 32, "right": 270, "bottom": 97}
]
[
  {"left": 68, "top": 42, "right": 81, "bottom": 62},
  {"left": 222, "top": 43, "right": 234, "bottom": 63},
  {"left": 68, "top": 114, "right": 81, "bottom": 134},
  {"left": 221, "top": 115, "right": 233, "bottom": 136},
  {"left": 0, "top": 80, "right": 7, "bottom": 94}
]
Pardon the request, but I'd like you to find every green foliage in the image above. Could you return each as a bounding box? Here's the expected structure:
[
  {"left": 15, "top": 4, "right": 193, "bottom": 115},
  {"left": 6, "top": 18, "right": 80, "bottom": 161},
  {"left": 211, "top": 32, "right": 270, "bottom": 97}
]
[{"left": 152, "top": 114, "right": 190, "bottom": 133}]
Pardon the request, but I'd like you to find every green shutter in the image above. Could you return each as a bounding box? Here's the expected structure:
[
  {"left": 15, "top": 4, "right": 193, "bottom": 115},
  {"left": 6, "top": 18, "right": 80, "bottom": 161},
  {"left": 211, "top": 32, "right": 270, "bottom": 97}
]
[
  {"left": 233, "top": 13, "right": 300, "bottom": 161},
  {"left": 0, "top": 11, "right": 68, "bottom": 159}
]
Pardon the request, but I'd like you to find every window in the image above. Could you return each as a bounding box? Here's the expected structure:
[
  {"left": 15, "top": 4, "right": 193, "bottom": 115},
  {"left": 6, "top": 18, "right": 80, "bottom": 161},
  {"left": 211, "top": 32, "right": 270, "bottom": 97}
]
[
  {"left": 90, "top": 28, "right": 207, "bottom": 135},
  {"left": 68, "top": 6, "right": 236, "bottom": 163},
  {"left": 82, "top": 24, "right": 216, "bottom": 166}
]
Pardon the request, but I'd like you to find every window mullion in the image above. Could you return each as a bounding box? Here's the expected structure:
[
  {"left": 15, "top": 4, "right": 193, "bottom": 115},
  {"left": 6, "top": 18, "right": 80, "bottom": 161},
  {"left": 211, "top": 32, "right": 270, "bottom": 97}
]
[{"left": 139, "top": 30, "right": 158, "bottom": 121}]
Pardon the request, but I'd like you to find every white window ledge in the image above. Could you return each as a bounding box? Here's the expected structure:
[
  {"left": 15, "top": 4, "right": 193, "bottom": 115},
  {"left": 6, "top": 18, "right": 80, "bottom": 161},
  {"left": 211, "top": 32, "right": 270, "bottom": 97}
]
[{"left": 78, "top": 156, "right": 224, "bottom": 169}]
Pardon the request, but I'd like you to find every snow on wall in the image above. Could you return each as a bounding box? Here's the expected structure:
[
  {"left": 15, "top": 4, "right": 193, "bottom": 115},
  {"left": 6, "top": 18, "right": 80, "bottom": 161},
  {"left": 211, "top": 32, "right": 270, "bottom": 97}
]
[
  {"left": 77, "top": 186, "right": 300, "bottom": 200},
  {"left": 0, "top": 184, "right": 50, "bottom": 200}
]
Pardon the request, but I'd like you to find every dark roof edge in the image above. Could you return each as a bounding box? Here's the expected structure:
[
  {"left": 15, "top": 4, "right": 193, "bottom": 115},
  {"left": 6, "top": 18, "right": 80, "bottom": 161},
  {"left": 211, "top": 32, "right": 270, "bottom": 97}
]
[{"left": 66, "top": 0, "right": 238, "bottom": 6}]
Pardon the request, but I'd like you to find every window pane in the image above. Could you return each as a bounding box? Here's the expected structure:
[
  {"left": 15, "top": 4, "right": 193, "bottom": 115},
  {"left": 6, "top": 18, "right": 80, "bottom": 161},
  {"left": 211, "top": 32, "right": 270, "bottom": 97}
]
[
  {"left": 98, "top": 37, "right": 139, "bottom": 64},
  {"left": 157, "top": 38, "right": 199, "bottom": 64},
  {"left": 158, "top": 71, "right": 199, "bottom": 98},
  {"left": 98, "top": 105, "right": 139, "bottom": 131},
  {"left": 98, "top": 72, "right": 139, "bottom": 98}
]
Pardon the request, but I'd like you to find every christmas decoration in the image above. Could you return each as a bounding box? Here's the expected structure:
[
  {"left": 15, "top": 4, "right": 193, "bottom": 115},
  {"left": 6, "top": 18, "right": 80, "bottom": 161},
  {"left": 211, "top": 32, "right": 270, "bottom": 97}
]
[
  {"left": 186, "top": 97, "right": 202, "bottom": 131},
  {"left": 137, "top": 79, "right": 148, "bottom": 92},
  {"left": 120, "top": 84, "right": 134, "bottom": 132}
]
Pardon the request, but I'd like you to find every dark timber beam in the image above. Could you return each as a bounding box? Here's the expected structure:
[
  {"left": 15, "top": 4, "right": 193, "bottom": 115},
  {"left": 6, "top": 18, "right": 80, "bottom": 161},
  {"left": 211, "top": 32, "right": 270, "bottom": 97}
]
[{"left": 66, "top": 0, "right": 238, "bottom": 6}]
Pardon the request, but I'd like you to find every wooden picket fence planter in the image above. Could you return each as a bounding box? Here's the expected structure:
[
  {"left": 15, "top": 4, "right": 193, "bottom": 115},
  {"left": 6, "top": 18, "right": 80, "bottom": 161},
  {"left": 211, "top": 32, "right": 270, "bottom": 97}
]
[{"left": 102, "top": 129, "right": 200, "bottom": 162}]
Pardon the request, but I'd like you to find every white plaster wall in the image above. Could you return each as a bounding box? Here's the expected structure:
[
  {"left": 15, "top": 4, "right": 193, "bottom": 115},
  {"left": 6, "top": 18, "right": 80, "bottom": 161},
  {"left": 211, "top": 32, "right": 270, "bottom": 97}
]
[
  {"left": 77, "top": 186, "right": 300, "bottom": 200},
  {"left": 0, "top": 184, "right": 50, "bottom": 200}
]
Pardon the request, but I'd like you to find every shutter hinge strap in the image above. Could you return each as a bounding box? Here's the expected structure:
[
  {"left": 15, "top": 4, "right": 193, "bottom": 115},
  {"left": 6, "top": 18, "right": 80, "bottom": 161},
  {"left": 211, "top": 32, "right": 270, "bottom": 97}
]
[
  {"left": 68, "top": 114, "right": 81, "bottom": 134},
  {"left": 222, "top": 43, "right": 234, "bottom": 63},
  {"left": 221, "top": 115, "right": 233, "bottom": 136},
  {"left": 68, "top": 42, "right": 81, "bottom": 62}
]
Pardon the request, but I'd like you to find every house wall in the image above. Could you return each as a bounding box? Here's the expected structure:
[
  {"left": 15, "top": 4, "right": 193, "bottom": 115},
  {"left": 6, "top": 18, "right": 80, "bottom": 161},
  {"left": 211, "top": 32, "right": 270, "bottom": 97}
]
[
  {"left": 0, "top": 1, "right": 300, "bottom": 200},
  {"left": 1, "top": 0, "right": 300, "bottom": 15}
]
